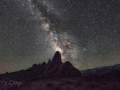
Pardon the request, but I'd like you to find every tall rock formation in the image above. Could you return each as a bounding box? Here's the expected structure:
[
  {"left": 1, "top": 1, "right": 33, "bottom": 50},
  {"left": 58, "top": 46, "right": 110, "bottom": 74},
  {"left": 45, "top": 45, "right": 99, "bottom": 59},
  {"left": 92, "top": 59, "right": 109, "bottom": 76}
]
[
  {"left": 0, "top": 51, "right": 82, "bottom": 81},
  {"left": 52, "top": 51, "right": 62, "bottom": 64}
]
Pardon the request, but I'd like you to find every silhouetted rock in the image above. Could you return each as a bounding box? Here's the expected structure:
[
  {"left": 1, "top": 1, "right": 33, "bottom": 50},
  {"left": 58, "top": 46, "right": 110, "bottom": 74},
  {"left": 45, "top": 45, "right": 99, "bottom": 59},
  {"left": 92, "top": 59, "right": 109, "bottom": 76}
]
[
  {"left": 57, "top": 61, "right": 82, "bottom": 77},
  {"left": 32, "top": 64, "right": 38, "bottom": 68},
  {"left": 0, "top": 51, "right": 82, "bottom": 81},
  {"left": 52, "top": 51, "right": 62, "bottom": 64},
  {"left": 0, "top": 50, "right": 120, "bottom": 90},
  {"left": 48, "top": 59, "right": 52, "bottom": 65}
]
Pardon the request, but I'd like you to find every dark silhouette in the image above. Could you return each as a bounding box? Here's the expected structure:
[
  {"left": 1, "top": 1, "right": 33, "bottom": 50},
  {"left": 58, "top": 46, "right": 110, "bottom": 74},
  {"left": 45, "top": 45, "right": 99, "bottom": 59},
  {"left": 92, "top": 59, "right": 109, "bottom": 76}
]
[
  {"left": 0, "top": 51, "right": 82, "bottom": 82},
  {"left": 0, "top": 51, "right": 120, "bottom": 90}
]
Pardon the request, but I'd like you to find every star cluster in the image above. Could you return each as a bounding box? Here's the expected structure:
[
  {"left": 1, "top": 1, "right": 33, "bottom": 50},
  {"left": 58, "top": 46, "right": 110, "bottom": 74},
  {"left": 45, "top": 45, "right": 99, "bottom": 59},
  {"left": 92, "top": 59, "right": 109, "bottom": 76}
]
[{"left": 0, "top": 0, "right": 120, "bottom": 73}]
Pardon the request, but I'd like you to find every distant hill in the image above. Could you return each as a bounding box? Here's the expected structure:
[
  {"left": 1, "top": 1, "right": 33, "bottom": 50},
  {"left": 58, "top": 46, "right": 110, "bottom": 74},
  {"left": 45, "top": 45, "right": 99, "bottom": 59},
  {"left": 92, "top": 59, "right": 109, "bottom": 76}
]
[{"left": 81, "top": 64, "right": 120, "bottom": 76}]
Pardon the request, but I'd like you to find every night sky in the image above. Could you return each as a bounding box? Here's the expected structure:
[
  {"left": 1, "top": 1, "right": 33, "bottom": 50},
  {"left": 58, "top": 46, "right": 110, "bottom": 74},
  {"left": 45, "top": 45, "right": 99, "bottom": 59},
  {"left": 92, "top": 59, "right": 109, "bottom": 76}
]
[{"left": 0, "top": 0, "right": 120, "bottom": 74}]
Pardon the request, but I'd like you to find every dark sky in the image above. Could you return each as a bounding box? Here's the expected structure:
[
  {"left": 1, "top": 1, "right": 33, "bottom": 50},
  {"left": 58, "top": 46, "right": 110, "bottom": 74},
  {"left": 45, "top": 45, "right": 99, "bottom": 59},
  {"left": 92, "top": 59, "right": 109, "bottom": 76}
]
[{"left": 0, "top": 0, "right": 120, "bottom": 74}]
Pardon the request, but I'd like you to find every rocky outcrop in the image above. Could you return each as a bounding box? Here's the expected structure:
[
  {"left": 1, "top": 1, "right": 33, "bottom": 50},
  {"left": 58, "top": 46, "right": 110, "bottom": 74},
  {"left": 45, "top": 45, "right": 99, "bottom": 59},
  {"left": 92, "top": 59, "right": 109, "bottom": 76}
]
[
  {"left": 52, "top": 51, "right": 62, "bottom": 64},
  {"left": 56, "top": 61, "right": 82, "bottom": 77},
  {"left": 48, "top": 59, "right": 52, "bottom": 65},
  {"left": 43, "top": 51, "right": 82, "bottom": 78},
  {"left": 0, "top": 51, "right": 82, "bottom": 81}
]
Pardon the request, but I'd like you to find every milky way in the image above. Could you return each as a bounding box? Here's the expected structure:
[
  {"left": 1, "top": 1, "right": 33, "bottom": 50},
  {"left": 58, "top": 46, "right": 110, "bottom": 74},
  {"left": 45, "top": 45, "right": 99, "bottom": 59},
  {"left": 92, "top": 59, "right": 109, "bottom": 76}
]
[
  {"left": 29, "top": 0, "right": 81, "bottom": 66},
  {"left": 0, "top": 0, "right": 120, "bottom": 73}
]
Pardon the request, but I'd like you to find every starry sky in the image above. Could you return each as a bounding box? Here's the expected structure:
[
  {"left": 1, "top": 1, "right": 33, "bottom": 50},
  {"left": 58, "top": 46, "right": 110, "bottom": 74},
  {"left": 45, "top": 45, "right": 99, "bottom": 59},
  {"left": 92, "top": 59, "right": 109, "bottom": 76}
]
[{"left": 0, "top": 0, "right": 120, "bottom": 74}]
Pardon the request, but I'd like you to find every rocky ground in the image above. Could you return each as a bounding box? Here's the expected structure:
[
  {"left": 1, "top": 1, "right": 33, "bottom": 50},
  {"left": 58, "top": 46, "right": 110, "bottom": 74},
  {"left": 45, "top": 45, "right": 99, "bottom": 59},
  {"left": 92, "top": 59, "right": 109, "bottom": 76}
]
[{"left": 0, "top": 77, "right": 120, "bottom": 90}]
